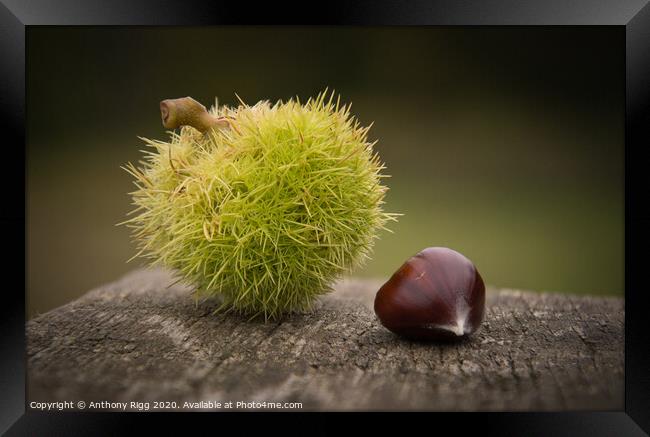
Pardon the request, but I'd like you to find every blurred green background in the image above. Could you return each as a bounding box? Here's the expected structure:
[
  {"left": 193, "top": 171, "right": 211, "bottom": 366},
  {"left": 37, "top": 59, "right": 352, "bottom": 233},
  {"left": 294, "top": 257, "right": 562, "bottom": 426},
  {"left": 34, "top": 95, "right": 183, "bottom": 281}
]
[{"left": 27, "top": 27, "right": 623, "bottom": 318}]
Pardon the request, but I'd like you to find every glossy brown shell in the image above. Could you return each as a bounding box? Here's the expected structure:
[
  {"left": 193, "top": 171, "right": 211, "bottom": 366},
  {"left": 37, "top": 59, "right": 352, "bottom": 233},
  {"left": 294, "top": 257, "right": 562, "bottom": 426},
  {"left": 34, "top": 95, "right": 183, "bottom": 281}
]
[{"left": 374, "top": 247, "right": 485, "bottom": 340}]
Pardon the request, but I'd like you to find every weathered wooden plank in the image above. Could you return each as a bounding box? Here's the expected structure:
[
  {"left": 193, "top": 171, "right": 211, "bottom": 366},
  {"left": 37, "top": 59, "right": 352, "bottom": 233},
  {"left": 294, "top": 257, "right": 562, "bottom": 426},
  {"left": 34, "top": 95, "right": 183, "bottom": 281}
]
[{"left": 27, "top": 268, "right": 623, "bottom": 411}]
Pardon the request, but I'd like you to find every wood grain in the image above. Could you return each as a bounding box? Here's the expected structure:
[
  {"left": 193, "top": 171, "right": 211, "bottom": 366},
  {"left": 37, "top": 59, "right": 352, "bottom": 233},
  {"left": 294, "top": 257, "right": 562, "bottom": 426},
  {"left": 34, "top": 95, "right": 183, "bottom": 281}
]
[{"left": 27, "top": 268, "right": 623, "bottom": 411}]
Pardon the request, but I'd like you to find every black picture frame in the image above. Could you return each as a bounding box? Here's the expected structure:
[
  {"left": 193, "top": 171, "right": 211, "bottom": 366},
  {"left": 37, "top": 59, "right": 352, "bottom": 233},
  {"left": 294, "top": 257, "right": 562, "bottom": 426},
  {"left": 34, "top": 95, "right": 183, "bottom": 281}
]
[{"left": 2, "top": 0, "right": 649, "bottom": 434}]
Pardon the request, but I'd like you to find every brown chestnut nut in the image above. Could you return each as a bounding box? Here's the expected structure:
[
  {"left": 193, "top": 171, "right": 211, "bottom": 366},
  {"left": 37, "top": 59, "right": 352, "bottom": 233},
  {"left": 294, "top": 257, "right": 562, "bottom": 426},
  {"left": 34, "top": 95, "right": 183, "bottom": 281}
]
[{"left": 374, "top": 247, "right": 485, "bottom": 340}]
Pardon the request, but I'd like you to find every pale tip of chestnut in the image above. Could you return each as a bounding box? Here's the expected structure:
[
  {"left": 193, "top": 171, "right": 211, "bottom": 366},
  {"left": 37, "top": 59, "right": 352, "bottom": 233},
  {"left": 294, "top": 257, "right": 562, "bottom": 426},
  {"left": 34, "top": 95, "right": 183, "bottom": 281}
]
[{"left": 373, "top": 247, "right": 486, "bottom": 341}]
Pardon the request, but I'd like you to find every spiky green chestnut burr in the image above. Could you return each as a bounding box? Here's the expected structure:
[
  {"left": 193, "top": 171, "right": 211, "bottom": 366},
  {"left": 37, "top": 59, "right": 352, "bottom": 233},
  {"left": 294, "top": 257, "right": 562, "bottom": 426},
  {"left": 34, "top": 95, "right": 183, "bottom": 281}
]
[{"left": 122, "top": 92, "right": 397, "bottom": 319}]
